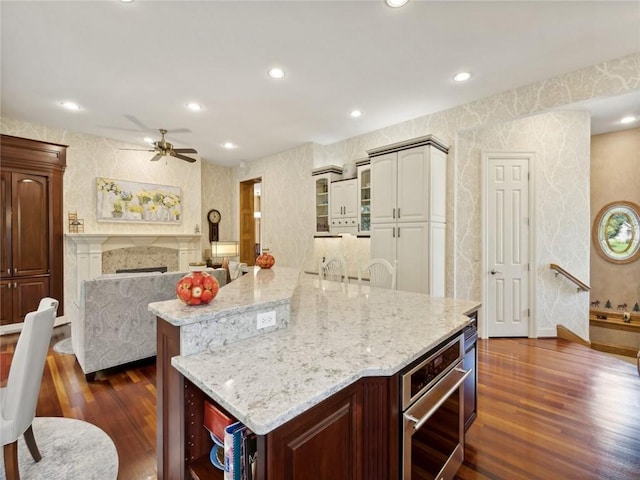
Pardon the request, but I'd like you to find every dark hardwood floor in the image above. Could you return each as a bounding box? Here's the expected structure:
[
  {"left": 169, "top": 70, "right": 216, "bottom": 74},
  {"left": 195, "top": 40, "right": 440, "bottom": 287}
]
[{"left": 2, "top": 328, "right": 639, "bottom": 479}]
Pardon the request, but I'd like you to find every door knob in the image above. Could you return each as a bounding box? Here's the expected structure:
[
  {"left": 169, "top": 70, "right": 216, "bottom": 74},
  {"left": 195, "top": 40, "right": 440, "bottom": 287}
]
[{"left": 490, "top": 269, "right": 502, "bottom": 275}]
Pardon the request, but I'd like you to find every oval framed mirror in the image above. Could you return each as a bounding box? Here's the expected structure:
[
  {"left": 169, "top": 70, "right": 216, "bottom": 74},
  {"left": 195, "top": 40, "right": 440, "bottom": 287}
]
[{"left": 592, "top": 201, "right": 640, "bottom": 264}]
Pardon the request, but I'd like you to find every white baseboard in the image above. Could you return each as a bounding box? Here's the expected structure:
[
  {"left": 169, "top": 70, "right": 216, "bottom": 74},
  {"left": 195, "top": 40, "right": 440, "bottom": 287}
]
[{"left": 536, "top": 328, "right": 557, "bottom": 338}]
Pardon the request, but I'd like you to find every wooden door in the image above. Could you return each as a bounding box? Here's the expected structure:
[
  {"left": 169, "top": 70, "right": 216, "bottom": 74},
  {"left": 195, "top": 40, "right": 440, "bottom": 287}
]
[
  {"left": 485, "top": 153, "right": 531, "bottom": 337},
  {"left": 239, "top": 180, "right": 257, "bottom": 265},
  {"left": 12, "top": 173, "right": 49, "bottom": 277},
  {"left": 1, "top": 172, "right": 11, "bottom": 279}
]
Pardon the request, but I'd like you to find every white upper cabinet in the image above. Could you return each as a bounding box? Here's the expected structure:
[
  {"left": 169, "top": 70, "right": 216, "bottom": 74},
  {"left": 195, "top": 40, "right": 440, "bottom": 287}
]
[
  {"left": 311, "top": 166, "right": 342, "bottom": 236},
  {"left": 330, "top": 178, "right": 358, "bottom": 233},
  {"left": 357, "top": 163, "right": 371, "bottom": 235},
  {"left": 370, "top": 139, "right": 447, "bottom": 225}
]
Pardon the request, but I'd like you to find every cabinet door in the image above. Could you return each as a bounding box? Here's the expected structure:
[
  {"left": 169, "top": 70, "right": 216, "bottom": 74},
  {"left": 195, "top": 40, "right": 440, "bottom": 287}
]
[
  {"left": 0, "top": 277, "right": 48, "bottom": 325},
  {"left": 396, "top": 223, "right": 429, "bottom": 294},
  {"left": 267, "top": 384, "right": 362, "bottom": 480},
  {"left": 12, "top": 173, "right": 49, "bottom": 277},
  {"left": 330, "top": 181, "right": 345, "bottom": 218},
  {"left": 397, "top": 146, "right": 430, "bottom": 223},
  {"left": 315, "top": 177, "right": 331, "bottom": 234},
  {"left": 1, "top": 172, "right": 11, "bottom": 279},
  {"left": 370, "top": 223, "right": 397, "bottom": 267},
  {"left": 0, "top": 280, "right": 13, "bottom": 325},
  {"left": 370, "top": 152, "right": 396, "bottom": 224},
  {"left": 357, "top": 166, "right": 371, "bottom": 234},
  {"left": 342, "top": 179, "right": 358, "bottom": 217}
]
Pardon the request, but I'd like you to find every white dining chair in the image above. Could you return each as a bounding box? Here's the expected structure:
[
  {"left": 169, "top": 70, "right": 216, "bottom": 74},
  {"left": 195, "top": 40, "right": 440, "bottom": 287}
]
[
  {"left": 1, "top": 297, "right": 58, "bottom": 480},
  {"left": 358, "top": 258, "right": 397, "bottom": 290},
  {"left": 319, "top": 257, "right": 349, "bottom": 284}
]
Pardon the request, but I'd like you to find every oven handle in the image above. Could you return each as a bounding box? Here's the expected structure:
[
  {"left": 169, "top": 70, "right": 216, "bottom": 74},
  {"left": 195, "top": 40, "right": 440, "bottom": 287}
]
[{"left": 404, "top": 367, "right": 471, "bottom": 431}]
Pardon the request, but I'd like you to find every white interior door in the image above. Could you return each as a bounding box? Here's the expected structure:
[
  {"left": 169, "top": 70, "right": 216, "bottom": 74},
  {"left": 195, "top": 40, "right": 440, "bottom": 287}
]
[{"left": 485, "top": 153, "right": 531, "bottom": 337}]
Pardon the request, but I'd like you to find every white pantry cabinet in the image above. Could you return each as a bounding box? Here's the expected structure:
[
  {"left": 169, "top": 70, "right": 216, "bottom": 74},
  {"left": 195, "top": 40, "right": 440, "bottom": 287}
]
[
  {"left": 330, "top": 178, "right": 358, "bottom": 234},
  {"left": 367, "top": 135, "right": 449, "bottom": 295}
]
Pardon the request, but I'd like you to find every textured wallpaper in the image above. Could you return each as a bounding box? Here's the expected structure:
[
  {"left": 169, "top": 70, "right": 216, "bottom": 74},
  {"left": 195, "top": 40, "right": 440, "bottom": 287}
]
[
  {"left": 456, "top": 111, "right": 591, "bottom": 339},
  {"left": 2, "top": 52, "right": 639, "bottom": 340}
]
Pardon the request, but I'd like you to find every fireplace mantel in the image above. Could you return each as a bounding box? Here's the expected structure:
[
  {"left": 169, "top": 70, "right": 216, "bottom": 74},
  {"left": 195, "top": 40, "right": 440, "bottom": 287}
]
[{"left": 66, "top": 233, "right": 201, "bottom": 301}]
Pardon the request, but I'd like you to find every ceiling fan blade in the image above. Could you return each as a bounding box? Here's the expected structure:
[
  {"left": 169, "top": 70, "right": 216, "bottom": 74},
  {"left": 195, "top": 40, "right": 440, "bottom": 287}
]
[
  {"left": 173, "top": 148, "right": 198, "bottom": 154},
  {"left": 120, "top": 148, "right": 155, "bottom": 151},
  {"left": 171, "top": 152, "right": 197, "bottom": 163},
  {"left": 124, "top": 114, "right": 154, "bottom": 132},
  {"left": 150, "top": 153, "right": 164, "bottom": 162},
  {"left": 167, "top": 128, "right": 191, "bottom": 134}
]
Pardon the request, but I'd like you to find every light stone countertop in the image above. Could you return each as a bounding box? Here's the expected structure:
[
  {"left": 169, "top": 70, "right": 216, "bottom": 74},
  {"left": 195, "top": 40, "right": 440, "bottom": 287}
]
[
  {"left": 149, "top": 266, "right": 300, "bottom": 327},
  {"left": 169, "top": 269, "right": 480, "bottom": 435}
]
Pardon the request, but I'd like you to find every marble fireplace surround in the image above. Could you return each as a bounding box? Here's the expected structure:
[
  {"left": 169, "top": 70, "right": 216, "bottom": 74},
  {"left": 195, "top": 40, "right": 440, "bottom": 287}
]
[{"left": 66, "top": 233, "right": 201, "bottom": 302}]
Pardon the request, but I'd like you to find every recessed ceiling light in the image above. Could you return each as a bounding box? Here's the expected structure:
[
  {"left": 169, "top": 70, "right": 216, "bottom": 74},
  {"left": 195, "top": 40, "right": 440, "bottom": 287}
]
[
  {"left": 453, "top": 72, "right": 472, "bottom": 82},
  {"left": 350, "top": 110, "right": 362, "bottom": 118},
  {"left": 620, "top": 115, "right": 638, "bottom": 124},
  {"left": 186, "top": 102, "right": 203, "bottom": 111},
  {"left": 268, "top": 67, "right": 285, "bottom": 79},
  {"left": 386, "top": 0, "right": 409, "bottom": 8},
  {"left": 60, "top": 101, "right": 80, "bottom": 111},
  {"left": 143, "top": 137, "right": 154, "bottom": 144},
  {"left": 120, "top": 0, "right": 134, "bottom": 3},
  {"left": 223, "top": 142, "right": 236, "bottom": 149}
]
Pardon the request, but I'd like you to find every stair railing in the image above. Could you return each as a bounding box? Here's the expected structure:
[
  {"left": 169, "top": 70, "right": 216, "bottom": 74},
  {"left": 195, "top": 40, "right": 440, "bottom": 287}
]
[{"left": 549, "top": 263, "right": 590, "bottom": 292}]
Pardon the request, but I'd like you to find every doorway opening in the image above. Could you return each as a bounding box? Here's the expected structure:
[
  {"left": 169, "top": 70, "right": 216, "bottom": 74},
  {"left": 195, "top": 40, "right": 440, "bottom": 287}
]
[{"left": 239, "top": 178, "right": 262, "bottom": 266}]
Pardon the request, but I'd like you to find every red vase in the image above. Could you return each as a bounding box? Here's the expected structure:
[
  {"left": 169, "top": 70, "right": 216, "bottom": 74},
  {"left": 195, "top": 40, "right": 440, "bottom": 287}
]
[
  {"left": 176, "top": 263, "right": 220, "bottom": 305},
  {"left": 256, "top": 250, "right": 275, "bottom": 269}
]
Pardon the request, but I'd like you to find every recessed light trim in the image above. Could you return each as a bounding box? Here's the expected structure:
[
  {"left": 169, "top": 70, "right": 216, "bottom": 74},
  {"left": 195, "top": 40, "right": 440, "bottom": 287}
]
[
  {"left": 223, "top": 142, "right": 236, "bottom": 149},
  {"left": 268, "top": 67, "right": 286, "bottom": 79},
  {"left": 386, "top": 0, "right": 409, "bottom": 8},
  {"left": 350, "top": 110, "right": 362, "bottom": 118},
  {"left": 453, "top": 72, "right": 472, "bottom": 82},
  {"left": 60, "top": 101, "right": 80, "bottom": 111},
  {"left": 620, "top": 115, "right": 638, "bottom": 125}
]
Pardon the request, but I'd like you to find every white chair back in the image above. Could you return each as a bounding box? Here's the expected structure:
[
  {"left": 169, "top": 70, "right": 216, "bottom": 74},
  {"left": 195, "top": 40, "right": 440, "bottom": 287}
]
[
  {"left": 1, "top": 298, "right": 58, "bottom": 445},
  {"left": 228, "top": 261, "right": 247, "bottom": 281},
  {"left": 319, "top": 257, "right": 349, "bottom": 284},
  {"left": 358, "top": 258, "right": 397, "bottom": 290}
]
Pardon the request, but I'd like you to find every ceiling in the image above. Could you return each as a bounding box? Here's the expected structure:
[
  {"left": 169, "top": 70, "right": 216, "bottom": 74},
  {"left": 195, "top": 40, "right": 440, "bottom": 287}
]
[{"left": 2, "top": 1, "right": 639, "bottom": 167}]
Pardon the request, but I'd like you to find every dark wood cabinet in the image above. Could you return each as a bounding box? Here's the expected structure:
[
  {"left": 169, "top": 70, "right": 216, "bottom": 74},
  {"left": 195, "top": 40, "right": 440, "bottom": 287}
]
[
  {"left": 0, "top": 135, "right": 66, "bottom": 324},
  {"left": 266, "top": 383, "right": 363, "bottom": 480}
]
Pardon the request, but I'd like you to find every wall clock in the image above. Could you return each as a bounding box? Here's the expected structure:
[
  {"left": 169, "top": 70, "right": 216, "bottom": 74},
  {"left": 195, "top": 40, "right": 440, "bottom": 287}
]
[
  {"left": 592, "top": 201, "right": 640, "bottom": 264},
  {"left": 207, "top": 209, "right": 221, "bottom": 242}
]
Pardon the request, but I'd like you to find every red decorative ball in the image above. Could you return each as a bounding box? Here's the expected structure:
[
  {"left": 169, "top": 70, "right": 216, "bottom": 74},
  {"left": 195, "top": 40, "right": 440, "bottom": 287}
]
[
  {"left": 176, "top": 265, "right": 219, "bottom": 305},
  {"left": 256, "top": 250, "right": 275, "bottom": 269}
]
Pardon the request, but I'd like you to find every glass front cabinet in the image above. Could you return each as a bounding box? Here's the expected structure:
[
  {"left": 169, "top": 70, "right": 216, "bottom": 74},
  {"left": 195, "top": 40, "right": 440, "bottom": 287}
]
[
  {"left": 357, "top": 160, "right": 371, "bottom": 235},
  {"left": 312, "top": 166, "right": 342, "bottom": 236}
]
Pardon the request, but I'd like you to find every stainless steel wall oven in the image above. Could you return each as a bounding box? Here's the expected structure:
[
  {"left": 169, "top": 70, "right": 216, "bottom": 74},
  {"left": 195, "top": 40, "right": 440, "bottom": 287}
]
[{"left": 401, "top": 333, "right": 470, "bottom": 480}]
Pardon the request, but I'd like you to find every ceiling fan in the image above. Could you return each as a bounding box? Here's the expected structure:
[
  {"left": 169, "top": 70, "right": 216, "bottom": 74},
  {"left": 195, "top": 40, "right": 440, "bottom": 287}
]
[{"left": 121, "top": 128, "right": 198, "bottom": 163}]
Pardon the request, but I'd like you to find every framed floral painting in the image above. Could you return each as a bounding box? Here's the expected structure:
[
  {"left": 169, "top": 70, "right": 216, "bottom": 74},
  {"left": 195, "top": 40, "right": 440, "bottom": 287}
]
[{"left": 96, "top": 177, "right": 182, "bottom": 224}]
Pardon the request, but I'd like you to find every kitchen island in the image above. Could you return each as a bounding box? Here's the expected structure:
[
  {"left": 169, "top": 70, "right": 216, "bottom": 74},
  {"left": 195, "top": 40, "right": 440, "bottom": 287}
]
[{"left": 150, "top": 267, "right": 480, "bottom": 480}]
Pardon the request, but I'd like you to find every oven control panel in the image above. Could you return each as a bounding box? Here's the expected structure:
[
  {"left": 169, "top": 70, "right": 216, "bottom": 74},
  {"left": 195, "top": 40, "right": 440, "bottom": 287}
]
[{"left": 402, "top": 334, "right": 463, "bottom": 408}]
